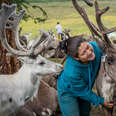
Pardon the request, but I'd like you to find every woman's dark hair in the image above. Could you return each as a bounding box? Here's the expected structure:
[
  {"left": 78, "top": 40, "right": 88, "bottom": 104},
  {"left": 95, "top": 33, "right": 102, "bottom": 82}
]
[{"left": 59, "top": 35, "right": 87, "bottom": 58}]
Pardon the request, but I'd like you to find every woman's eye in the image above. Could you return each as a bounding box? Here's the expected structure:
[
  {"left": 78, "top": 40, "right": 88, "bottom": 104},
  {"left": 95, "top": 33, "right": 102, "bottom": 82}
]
[
  {"left": 87, "top": 46, "right": 89, "bottom": 49},
  {"left": 81, "top": 50, "right": 86, "bottom": 56}
]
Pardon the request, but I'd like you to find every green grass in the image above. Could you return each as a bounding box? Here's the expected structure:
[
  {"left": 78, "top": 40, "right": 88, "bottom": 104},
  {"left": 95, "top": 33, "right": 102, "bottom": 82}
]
[{"left": 19, "top": 1, "right": 116, "bottom": 39}]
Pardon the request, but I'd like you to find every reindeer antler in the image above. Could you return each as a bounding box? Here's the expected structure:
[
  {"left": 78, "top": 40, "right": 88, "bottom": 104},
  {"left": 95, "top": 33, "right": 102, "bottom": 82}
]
[
  {"left": 94, "top": 1, "right": 116, "bottom": 49},
  {"left": 63, "top": 28, "right": 71, "bottom": 38},
  {"left": 6, "top": 10, "right": 27, "bottom": 51},
  {"left": 0, "top": 3, "right": 49, "bottom": 57},
  {"left": 83, "top": 0, "right": 93, "bottom": 7},
  {"left": 72, "top": 0, "right": 101, "bottom": 38}
]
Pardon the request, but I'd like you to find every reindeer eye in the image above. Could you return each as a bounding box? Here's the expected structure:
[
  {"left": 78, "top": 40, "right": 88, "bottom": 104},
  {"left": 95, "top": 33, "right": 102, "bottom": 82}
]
[{"left": 39, "top": 61, "right": 45, "bottom": 65}]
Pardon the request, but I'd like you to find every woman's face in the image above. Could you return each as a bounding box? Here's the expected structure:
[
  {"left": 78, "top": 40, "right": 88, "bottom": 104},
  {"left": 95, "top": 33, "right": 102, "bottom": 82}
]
[{"left": 76, "top": 42, "right": 95, "bottom": 64}]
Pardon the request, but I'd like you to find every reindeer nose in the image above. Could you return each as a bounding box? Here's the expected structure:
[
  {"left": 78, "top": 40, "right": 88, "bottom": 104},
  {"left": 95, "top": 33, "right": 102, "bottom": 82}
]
[
  {"left": 55, "top": 64, "right": 63, "bottom": 71},
  {"left": 59, "top": 64, "right": 63, "bottom": 69},
  {"left": 59, "top": 65, "right": 63, "bottom": 72}
]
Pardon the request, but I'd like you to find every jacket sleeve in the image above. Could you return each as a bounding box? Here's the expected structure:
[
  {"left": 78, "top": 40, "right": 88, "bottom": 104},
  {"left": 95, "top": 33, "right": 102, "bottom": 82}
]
[{"left": 70, "top": 73, "right": 104, "bottom": 107}]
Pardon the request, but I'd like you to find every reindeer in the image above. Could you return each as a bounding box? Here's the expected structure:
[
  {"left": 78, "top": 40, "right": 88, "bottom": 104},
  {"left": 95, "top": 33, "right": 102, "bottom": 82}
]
[
  {"left": 0, "top": 3, "right": 63, "bottom": 116},
  {"left": 27, "top": 29, "right": 66, "bottom": 58},
  {"left": 72, "top": 0, "right": 116, "bottom": 116},
  {"left": 27, "top": 28, "right": 72, "bottom": 59},
  {"left": 44, "top": 28, "right": 72, "bottom": 58}
]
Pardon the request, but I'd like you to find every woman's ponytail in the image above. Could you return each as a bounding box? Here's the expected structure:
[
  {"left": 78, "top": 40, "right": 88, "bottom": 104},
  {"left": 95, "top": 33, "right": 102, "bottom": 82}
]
[{"left": 59, "top": 39, "right": 69, "bottom": 54}]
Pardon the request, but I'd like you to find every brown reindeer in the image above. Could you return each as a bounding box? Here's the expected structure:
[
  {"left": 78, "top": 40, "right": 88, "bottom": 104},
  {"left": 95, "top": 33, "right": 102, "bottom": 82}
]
[
  {"left": 72, "top": 0, "right": 116, "bottom": 116},
  {"left": 14, "top": 80, "right": 59, "bottom": 116}
]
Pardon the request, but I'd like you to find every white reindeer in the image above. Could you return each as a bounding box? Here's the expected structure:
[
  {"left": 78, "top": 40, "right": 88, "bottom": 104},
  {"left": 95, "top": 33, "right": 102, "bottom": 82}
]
[{"left": 0, "top": 3, "right": 63, "bottom": 116}]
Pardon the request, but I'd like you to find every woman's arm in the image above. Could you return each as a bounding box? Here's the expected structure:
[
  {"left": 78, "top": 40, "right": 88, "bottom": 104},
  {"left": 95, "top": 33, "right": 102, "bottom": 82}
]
[{"left": 70, "top": 73, "right": 104, "bottom": 107}]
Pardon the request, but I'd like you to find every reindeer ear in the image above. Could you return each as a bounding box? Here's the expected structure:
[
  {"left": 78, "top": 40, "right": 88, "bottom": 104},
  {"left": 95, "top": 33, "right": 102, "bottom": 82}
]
[{"left": 18, "top": 57, "right": 34, "bottom": 64}]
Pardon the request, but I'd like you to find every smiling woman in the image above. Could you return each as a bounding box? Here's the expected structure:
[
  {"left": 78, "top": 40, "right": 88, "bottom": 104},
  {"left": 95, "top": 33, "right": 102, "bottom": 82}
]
[{"left": 57, "top": 35, "right": 114, "bottom": 116}]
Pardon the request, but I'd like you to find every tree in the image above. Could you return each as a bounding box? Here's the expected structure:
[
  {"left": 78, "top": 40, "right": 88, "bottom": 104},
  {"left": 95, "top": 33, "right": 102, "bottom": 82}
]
[
  {"left": 2, "top": 0, "right": 48, "bottom": 23},
  {"left": 13, "top": 0, "right": 47, "bottom": 23}
]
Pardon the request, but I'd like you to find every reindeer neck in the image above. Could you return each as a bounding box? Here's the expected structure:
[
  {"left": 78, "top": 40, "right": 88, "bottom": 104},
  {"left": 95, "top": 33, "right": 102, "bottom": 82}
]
[
  {"left": 17, "top": 64, "right": 33, "bottom": 80},
  {"left": 17, "top": 64, "right": 41, "bottom": 86}
]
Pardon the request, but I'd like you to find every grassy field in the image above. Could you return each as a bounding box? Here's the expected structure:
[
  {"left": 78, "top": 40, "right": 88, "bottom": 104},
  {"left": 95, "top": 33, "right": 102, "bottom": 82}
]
[{"left": 19, "top": 1, "right": 116, "bottom": 39}]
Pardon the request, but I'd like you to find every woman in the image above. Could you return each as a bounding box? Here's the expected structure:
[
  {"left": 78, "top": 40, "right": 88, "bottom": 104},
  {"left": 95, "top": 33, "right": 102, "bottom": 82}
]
[{"left": 57, "top": 35, "right": 114, "bottom": 116}]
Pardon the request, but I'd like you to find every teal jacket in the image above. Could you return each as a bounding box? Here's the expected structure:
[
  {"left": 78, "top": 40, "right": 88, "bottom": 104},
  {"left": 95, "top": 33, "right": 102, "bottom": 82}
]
[{"left": 57, "top": 41, "right": 104, "bottom": 106}]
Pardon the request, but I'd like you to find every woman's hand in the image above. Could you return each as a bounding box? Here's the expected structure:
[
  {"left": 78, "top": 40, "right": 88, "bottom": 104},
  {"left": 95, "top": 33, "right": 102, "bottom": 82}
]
[{"left": 104, "top": 102, "right": 114, "bottom": 108}]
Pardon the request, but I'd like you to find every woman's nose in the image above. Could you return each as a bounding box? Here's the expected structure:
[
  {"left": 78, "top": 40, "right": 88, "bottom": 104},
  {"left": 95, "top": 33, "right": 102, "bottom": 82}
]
[{"left": 87, "top": 49, "right": 92, "bottom": 55}]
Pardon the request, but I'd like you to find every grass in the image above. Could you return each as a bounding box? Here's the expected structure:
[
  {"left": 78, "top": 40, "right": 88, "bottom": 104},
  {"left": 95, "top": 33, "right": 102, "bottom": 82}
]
[{"left": 19, "top": 1, "right": 116, "bottom": 39}]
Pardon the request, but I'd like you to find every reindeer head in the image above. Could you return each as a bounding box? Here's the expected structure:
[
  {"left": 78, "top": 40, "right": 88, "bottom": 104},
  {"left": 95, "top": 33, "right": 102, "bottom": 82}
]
[
  {"left": 18, "top": 54, "right": 63, "bottom": 77},
  {"left": 0, "top": 3, "right": 63, "bottom": 76}
]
